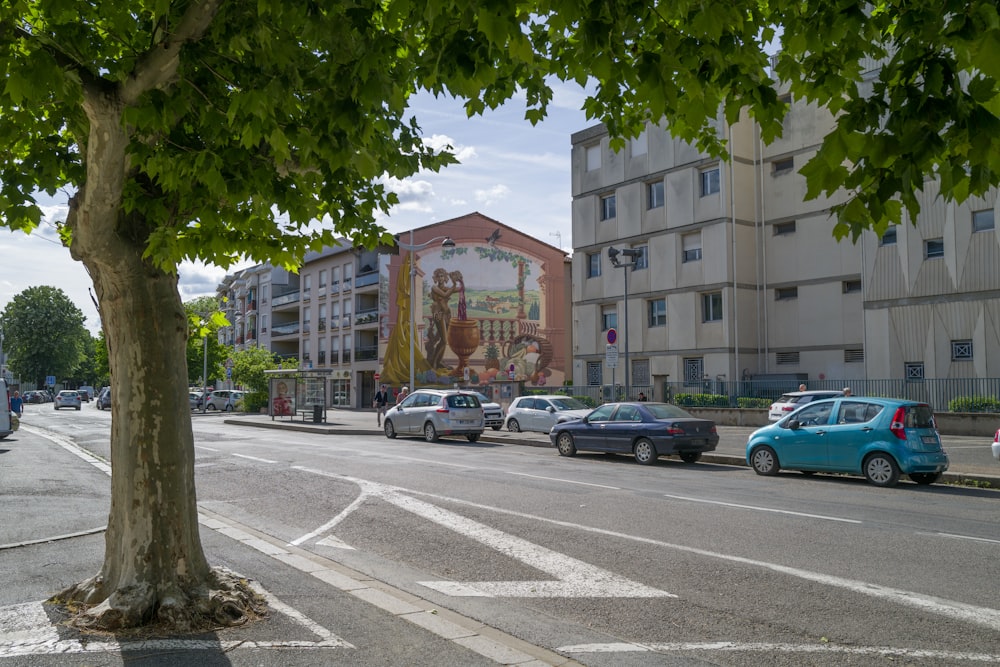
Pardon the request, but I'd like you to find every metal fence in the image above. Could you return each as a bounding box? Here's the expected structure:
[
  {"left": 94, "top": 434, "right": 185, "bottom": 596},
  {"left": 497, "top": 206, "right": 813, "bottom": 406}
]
[{"left": 550, "top": 378, "right": 1000, "bottom": 413}]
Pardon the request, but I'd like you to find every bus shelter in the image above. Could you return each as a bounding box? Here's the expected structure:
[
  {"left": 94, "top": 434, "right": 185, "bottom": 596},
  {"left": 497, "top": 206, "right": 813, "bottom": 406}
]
[{"left": 265, "top": 369, "right": 330, "bottom": 423}]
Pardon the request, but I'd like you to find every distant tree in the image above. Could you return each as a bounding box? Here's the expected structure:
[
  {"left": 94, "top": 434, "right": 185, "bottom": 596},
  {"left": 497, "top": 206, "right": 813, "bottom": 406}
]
[
  {"left": 184, "top": 297, "right": 228, "bottom": 388},
  {"left": 66, "top": 333, "right": 100, "bottom": 388},
  {"left": 93, "top": 330, "right": 109, "bottom": 388},
  {"left": 1, "top": 286, "right": 88, "bottom": 387},
  {"left": 230, "top": 347, "right": 280, "bottom": 412}
]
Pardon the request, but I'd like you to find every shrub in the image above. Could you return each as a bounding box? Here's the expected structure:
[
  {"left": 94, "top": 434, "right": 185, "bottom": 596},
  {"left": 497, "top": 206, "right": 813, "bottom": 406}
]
[
  {"left": 673, "top": 393, "right": 730, "bottom": 407},
  {"left": 737, "top": 397, "right": 772, "bottom": 409},
  {"left": 574, "top": 395, "right": 596, "bottom": 408},
  {"left": 242, "top": 390, "right": 268, "bottom": 413},
  {"left": 948, "top": 396, "right": 1000, "bottom": 413}
]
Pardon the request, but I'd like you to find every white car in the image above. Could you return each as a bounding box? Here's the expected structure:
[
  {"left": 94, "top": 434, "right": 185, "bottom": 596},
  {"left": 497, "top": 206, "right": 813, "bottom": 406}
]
[
  {"left": 992, "top": 428, "right": 1000, "bottom": 462},
  {"left": 471, "top": 392, "right": 505, "bottom": 430},
  {"left": 205, "top": 390, "right": 244, "bottom": 411},
  {"left": 54, "top": 390, "right": 82, "bottom": 410},
  {"left": 504, "top": 394, "right": 592, "bottom": 433},
  {"left": 767, "top": 390, "right": 844, "bottom": 421}
]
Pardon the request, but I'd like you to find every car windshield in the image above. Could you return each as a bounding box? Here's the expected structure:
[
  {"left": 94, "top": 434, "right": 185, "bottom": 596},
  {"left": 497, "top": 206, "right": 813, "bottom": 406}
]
[
  {"left": 472, "top": 392, "right": 493, "bottom": 404},
  {"left": 646, "top": 403, "right": 695, "bottom": 419},
  {"left": 550, "top": 397, "right": 588, "bottom": 411}
]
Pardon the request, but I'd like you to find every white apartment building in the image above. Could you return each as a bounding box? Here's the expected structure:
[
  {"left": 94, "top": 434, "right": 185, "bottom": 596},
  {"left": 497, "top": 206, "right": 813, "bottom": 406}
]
[{"left": 570, "top": 98, "right": 999, "bottom": 396}]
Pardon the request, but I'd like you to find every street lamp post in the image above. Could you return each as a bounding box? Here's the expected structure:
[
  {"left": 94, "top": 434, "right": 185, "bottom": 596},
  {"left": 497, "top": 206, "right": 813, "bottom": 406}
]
[
  {"left": 608, "top": 246, "right": 639, "bottom": 401},
  {"left": 396, "top": 231, "right": 456, "bottom": 391}
]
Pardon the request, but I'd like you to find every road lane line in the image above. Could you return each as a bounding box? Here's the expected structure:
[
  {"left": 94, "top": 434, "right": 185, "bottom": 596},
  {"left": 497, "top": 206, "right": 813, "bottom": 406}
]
[
  {"left": 662, "top": 494, "right": 861, "bottom": 524},
  {"left": 508, "top": 472, "right": 620, "bottom": 489},
  {"left": 232, "top": 453, "right": 278, "bottom": 463},
  {"left": 290, "top": 490, "right": 370, "bottom": 546},
  {"left": 923, "top": 532, "right": 1000, "bottom": 545}
]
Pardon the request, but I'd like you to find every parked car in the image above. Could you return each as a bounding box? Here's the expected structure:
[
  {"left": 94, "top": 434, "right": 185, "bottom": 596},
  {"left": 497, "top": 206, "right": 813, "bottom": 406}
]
[
  {"left": 24, "top": 390, "right": 45, "bottom": 404},
  {"left": 471, "top": 392, "right": 504, "bottom": 430},
  {"left": 549, "top": 401, "right": 719, "bottom": 465},
  {"left": 992, "top": 428, "right": 1000, "bottom": 462},
  {"left": 383, "top": 389, "right": 484, "bottom": 442},
  {"left": 768, "top": 390, "right": 844, "bottom": 421},
  {"left": 747, "top": 397, "right": 949, "bottom": 487},
  {"left": 54, "top": 390, "right": 82, "bottom": 410},
  {"left": 205, "top": 390, "right": 244, "bottom": 411},
  {"left": 505, "top": 394, "right": 592, "bottom": 433},
  {"left": 96, "top": 387, "right": 111, "bottom": 410},
  {"left": 189, "top": 391, "right": 204, "bottom": 410},
  {"left": 79, "top": 385, "right": 95, "bottom": 401}
]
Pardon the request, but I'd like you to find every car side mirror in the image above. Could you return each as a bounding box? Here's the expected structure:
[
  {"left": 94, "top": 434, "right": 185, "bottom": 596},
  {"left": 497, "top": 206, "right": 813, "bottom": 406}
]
[
  {"left": 786, "top": 419, "right": 800, "bottom": 430},
  {"left": 546, "top": 406, "right": 556, "bottom": 413}
]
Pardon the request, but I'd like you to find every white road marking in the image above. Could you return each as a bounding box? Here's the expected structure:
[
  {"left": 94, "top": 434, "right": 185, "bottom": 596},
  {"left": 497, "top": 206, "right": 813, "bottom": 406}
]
[
  {"left": 232, "top": 453, "right": 278, "bottom": 463},
  {"left": 662, "top": 493, "right": 861, "bottom": 524},
  {"left": 290, "top": 492, "right": 369, "bottom": 546},
  {"left": 558, "top": 641, "right": 1000, "bottom": 662},
  {"left": 924, "top": 532, "right": 1000, "bottom": 545},
  {"left": 508, "top": 472, "right": 620, "bottom": 489},
  {"left": 407, "top": 488, "right": 1000, "bottom": 632},
  {"left": 195, "top": 445, "right": 220, "bottom": 452}
]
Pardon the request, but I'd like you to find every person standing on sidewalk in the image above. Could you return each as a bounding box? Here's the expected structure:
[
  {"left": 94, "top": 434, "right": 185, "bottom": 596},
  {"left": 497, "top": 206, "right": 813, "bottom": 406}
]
[
  {"left": 373, "top": 384, "right": 389, "bottom": 426},
  {"left": 10, "top": 391, "right": 23, "bottom": 417}
]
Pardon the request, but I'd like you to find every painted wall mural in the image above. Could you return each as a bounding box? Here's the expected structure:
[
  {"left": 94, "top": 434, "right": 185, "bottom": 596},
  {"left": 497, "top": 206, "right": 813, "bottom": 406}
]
[{"left": 378, "top": 216, "right": 568, "bottom": 389}]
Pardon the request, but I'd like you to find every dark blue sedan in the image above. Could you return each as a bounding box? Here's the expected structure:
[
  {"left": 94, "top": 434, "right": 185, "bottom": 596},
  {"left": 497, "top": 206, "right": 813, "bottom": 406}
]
[{"left": 549, "top": 402, "right": 719, "bottom": 465}]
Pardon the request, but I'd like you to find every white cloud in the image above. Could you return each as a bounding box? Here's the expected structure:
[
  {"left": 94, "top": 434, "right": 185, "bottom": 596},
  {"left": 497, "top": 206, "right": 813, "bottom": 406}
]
[
  {"left": 423, "top": 134, "right": 477, "bottom": 163},
  {"left": 474, "top": 184, "right": 511, "bottom": 206}
]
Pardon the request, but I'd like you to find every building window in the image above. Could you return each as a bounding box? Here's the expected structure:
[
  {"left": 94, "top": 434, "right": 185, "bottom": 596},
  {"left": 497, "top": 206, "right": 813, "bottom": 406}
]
[
  {"left": 842, "top": 280, "right": 862, "bottom": 294},
  {"left": 844, "top": 349, "right": 865, "bottom": 363},
  {"left": 260, "top": 314, "right": 268, "bottom": 333},
  {"left": 633, "top": 246, "right": 648, "bottom": 270},
  {"left": 951, "top": 339, "right": 973, "bottom": 360},
  {"left": 601, "top": 307, "right": 617, "bottom": 332},
  {"left": 880, "top": 227, "right": 897, "bottom": 246},
  {"left": 776, "top": 351, "right": 800, "bottom": 365},
  {"left": 973, "top": 209, "right": 995, "bottom": 232},
  {"left": 924, "top": 238, "right": 944, "bottom": 259},
  {"left": 775, "top": 286, "right": 798, "bottom": 300},
  {"left": 773, "top": 221, "right": 796, "bottom": 236},
  {"left": 632, "top": 359, "right": 650, "bottom": 386},
  {"left": 302, "top": 306, "right": 311, "bottom": 334},
  {"left": 587, "top": 252, "right": 601, "bottom": 278},
  {"left": 777, "top": 92, "right": 792, "bottom": 106},
  {"left": 683, "top": 358, "right": 703, "bottom": 386},
  {"left": 772, "top": 157, "right": 794, "bottom": 174},
  {"left": 702, "top": 292, "right": 723, "bottom": 322},
  {"left": 600, "top": 194, "right": 617, "bottom": 220},
  {"left": 905, "top": 362, "right": 924, "bottom": 381},
  {"left": 586, "top": 144, "right": 601, "bottom": 171},
  {"left": 303, "top": 274, "right": 312, "bottom": 299},
  {"left": 318, "top": 270, "right": 327, "bottom": 289},
  {"left": 700, "top": 167, "right": 720, "bottom": 196},
  {"left": 648, "top": 181, "right": 664, "bottom": 209},
  {"left": 586, "top": 361, "right": 603, "bottom": 386},
  {"left": 631, "top": 130, "right": 648, "bottom": 156},
  {"left": 648, "top": 299, "right": 666, "bottom": 327},
  {"left": 682, "top": 232, "right": 702, "bottom": 263}
]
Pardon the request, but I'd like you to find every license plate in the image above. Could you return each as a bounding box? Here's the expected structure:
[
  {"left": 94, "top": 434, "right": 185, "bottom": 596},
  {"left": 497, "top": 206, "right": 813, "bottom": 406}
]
[
  {"left": 921, "top": 435, "right": 938, "bottom": 445},
  {"left": 457, "top": 419, "right": 475, "bottom": 425},
  {"left": 689, "top": 439, "right": 705, "bottom": 446}
]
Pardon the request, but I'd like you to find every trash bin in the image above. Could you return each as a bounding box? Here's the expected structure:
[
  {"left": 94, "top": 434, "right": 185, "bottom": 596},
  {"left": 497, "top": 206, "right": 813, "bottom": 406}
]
[{"left": 312, "top": 404, "right": 324, "bottom": 423}]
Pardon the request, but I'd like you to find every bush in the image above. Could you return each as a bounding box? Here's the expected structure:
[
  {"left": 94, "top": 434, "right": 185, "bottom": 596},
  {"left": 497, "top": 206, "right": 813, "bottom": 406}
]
[
  {"left": 242, "top": 390, "right": 268, "bottom": 413},
  {"left": 948, "top": 396, "right": 1000, "bottom": 413},
  {"left": 673, "top": 393, "right": 730, "bottom": 407},
  {"left": 574, "top": 395, "right": 597, "bottom": 408},
  {"left": 737, "top": 397, "right": 772, "bottom": 409}
]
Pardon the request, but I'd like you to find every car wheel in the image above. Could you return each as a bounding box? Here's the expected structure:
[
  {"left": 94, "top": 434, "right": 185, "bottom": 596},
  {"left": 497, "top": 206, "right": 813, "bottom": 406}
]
[
  {"left": 424, "top": 422, "right": 439, "bottom": 442},
  {"left": 633, "top": 438, "right": 657, "bottom": 465},
  {"left": 467, "top": 434, "right": 480, "bottom": 442},
  {"left": 507, "top": 419, "right": 521, "bottom": 433},
  {"left": 750, "top": 445, "right": 779, "bottom": 476},
  {"left": 863, "top": 453, "right": 900, "bottom": 487},
  {"left": 909, "top": 472, "right": 941, "bottom": 485},
  {"left": 679, "top": 451, "right": 701, "bottom": 464},
  {"left": 491, "top": 425, "right": 502, "bottom": 431},
  {"left": 384, "top": 420, "right": 397, "bottom": 439},
  {"left": 76, "top": 406, "right": 81, "bottom": 410},
  {"left": 556, "top": 432, "right": 576, "bottom": 457}
]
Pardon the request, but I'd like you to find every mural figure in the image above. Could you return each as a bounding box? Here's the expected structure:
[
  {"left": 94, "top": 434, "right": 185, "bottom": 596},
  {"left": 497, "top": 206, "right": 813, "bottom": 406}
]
[
  {"left": 382, "top": 252, "right": 434, "bottom": 385},
  {"left": 445, "top": 269, "right": 480, "bottom": 376},
  {"left": 426, "top": 267, "right": 459, "bottom": 370}
]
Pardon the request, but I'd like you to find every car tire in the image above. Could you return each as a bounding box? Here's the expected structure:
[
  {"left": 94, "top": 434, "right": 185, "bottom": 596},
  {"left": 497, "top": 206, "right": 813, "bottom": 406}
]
[
  {"left": 467, "top": 434, "right": 480, "bottom": 442},
  {"left": 424, "top": 422, "right": 439, "bottom": 442},
  {"left": 634, "top": 438, "right": 658, "bottom": 465},
  {"left": 384, "top": 420, "right": 397, "bottom": 439},
  {"left": 909, "top": 472, "right": 941, "bottom": 485},
  {"left": 75, "top": 406, "right": 81, "bottom": 410},
  {"left": 556, "top": 432, "right": 576, "bottom": 457},
  {"left": 863, "top": 453, "right": 900, "bottom": 487},
  {"left": 750, "top": 445, "right": 780, "bottom": 476},
  {"left": 679, "top": 451, "right": 702, "bottom": 464},
  {"left": 507, "top": 419, "right": 521, "bottom": 433}
]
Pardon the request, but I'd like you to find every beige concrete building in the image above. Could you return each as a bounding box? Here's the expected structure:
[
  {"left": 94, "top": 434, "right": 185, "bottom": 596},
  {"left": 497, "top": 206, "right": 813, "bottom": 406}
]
[{"left": 570, "top": 99, "right": 998, "bottom": 396}]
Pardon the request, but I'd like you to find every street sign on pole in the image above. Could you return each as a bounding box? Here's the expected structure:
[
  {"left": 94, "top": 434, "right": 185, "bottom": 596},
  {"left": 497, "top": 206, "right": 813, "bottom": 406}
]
[
  {"left": 605, "top": 344, "right": 619, "bottom": 368},
  {"left": 606, "top": 328, "right": 617, "bottom": 345}
]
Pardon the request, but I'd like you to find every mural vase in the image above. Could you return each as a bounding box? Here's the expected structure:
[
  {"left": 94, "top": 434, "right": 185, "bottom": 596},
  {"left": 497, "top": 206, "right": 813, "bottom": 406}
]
[{"left": 447, "top": 319, "right": 480, "bottom": 375}]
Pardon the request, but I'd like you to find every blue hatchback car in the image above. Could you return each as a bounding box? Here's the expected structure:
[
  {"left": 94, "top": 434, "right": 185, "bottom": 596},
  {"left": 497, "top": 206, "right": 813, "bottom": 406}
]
[{"left": 746, "top": 397, "right": 949, "bottom": 487}]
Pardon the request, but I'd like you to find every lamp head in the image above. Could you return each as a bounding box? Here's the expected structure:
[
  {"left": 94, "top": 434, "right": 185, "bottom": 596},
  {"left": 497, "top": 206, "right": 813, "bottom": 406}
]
[
  {"left": 607, "top": 246, "right": 619, "bottom": 265},
  {"left": 441, "top": 237, "right": 456, "bottom": 248}
]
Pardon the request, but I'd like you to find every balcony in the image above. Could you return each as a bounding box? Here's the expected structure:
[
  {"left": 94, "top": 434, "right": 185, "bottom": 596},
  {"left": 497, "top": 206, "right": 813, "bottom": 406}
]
[
  {"left": 271, "top": 322, "right": 301, "bottom": 337},
  {"left": 272, "top": 291, "right": 300, "bottom": 308},
  {"left": 354, "top": 310, "right": 378, "bottom": 326},
  {"left": 318, "top": 351, "right": 326, "bottom": 365},
  {"left": 318, "top": 318, "right": 326, "bottom": 332},
  {"left": 354, "top": 344, "right": 378, "bottom": 361},
  {"left": 355, "top": 272, "right": 378, "bottom": 289},
  {"left": 342, "top": 349, "right": 352, "bottom": 364}
]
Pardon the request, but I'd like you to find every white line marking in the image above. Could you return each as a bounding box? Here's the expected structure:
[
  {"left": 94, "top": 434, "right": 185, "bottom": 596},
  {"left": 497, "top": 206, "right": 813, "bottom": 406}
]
[
  {"left": 508, "top": 472, "right": 620, "bottom": 489},
  {"left": 290, "top": 492, "right": 369, "bottom": 546},
  {"left": 926, "top": 532, "right": 1000, "bottom": 545},
  {"left": 232, "top": 453, "right": 278, "bottom": 463},
  {"left": 662, "top": 494, "right": 861, "bottom": 524},
  {"left": 195, "top": 445, "right": 220, "bottom": 452},
  {"left": 558, "top": 641, "right": 1000, "bottom": 662}
]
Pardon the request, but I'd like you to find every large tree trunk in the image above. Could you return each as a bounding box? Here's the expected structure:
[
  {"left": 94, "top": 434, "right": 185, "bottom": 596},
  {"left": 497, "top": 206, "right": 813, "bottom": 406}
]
[{"left": 53, "top": 75, "right": 262, "bottom": 633}]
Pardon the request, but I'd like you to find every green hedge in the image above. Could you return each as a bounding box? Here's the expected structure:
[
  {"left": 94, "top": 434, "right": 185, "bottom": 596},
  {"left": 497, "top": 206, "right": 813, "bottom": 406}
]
[
  {"left": 672, "top": 393, "right": 730, "bottom": 408},
  {"left": 737, "top": 397, "right": 771, "bottom": 409},
  {"left": 948, "top": 396, "right": 1000, "bottom": 413}
]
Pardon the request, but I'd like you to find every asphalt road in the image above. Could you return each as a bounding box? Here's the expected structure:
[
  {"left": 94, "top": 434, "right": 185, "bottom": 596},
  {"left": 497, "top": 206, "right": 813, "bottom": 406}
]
[{"left": 6, "top": 408, "right": 1000, "bottom": 666}]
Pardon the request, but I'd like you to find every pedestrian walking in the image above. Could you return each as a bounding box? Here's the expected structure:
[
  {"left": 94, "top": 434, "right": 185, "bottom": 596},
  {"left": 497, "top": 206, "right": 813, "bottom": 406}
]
[
  {"left": 373, "top": 384, "right": 389, "bottom": 426},
  {"left": 9, "top": 391, "right": 23, "bottom": 417},
  {"left": 397, "top": 386, "right": 409, "bottom": 404}
]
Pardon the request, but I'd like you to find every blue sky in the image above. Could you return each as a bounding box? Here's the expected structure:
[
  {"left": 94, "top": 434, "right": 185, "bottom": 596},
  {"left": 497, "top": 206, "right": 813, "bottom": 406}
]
[{"left": 0, "top": 84, "right": 593, "bottom": 335}]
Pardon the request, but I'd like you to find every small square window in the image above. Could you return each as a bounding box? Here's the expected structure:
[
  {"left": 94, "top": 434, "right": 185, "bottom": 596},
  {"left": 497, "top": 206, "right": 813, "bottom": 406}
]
[
  {"left": 924, "top": 238, "right": 944, "bottom": 259},
  {"left": 842, "top": 280, "right": 862, "bottom": 294},
  {"left": 702, "top": 292, "right": 723, "bottom": 322},
  {"left": 587, "top": 361, "right": 603, "bottom": 386},
  {"left": 844, "top": 349, "right": 865, "bottom": 363},
  {"left": 600, "top": 194, "right": 617, "bottom": 221},
  {"left": 951, "top": 339, "right": 973, "bottom": 360},
  {"left": 700, "top": 167, "right": 720, "bottom": 197},
  {"left": 905, "top": 362, "right": 924, "bottom": 381},
  {"left": 648, "top": 299, "right": 666, "bottom": 327},
  {"left": 773, "top": 221, "right": 796, "bottom": 236},
  {"left": 775, "top": 287, "right": 798, "bottom": 300},
  {"left": 602, "top": 308, "right": 617, "bottom": 331},
  {"left": 586, "top": 144, "right": 601, "bottom": 171},
  {"left": 776, "top": 351, "right": 800, "bottom": 365},
  {"left": 587, "top": 252, "right": 601, "bottom": 278},
  {"left": 772, "top": 157, "right": 794, "bottom": 174},
  {"left": 648, "top": 181, "right": 664, "bottom": 209},
  {"left": 880, "top": 227, "right": 897, "bottom": 246},
  {"left": 633, "top": 246, "right": 648, "bottom": 270},
  {"left": 973, "top": 209, "right": 995, "bottom": 232},
  {"left": 682, "top": 232, "right": 702, "bottom": 263}
]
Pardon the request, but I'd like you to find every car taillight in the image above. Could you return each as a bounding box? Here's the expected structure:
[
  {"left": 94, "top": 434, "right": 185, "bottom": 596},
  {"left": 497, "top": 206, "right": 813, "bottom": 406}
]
[
  {"left": 890, "top": 407, "right": 907, "bottom": 440},
  {"left": 782, "top": 406, "right": 794, "bottom": 412},
  {"left": 667, "top": 426, "right": 685, "bottom": 435},
  {"left": 710, "top": 426, "right": 718, "bottom": 434}
]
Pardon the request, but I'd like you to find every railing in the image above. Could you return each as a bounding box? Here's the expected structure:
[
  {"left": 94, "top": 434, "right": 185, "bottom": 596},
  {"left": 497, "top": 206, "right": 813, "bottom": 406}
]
[
  {"left": 342, "top": 349, "right": 352, "bottom": 364},
  {"left": 355, "top": 272, "right": 379, "bottom": 288},
  {"left": 318, "top": 351, "right": 326, "bottom": 364},
  {"left": 271, "top": 322, "right": 300, "bottom": 336},
  {"left": 354, "top": 310, "right": 378, "bottom": 325},
  {"left": 354, "top": 344, "right": 378, "bottom": 361},
  {"left": 271, "top": 291, "right": 300, "bottom": 307}
]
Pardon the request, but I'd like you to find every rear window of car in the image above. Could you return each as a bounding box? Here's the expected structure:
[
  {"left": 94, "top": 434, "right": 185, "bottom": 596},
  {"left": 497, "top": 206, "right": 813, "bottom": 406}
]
[
  {"left": 646, "top": 404, "right": 694, "bottom": 419},
  {"left": 447, "top": 394, "right": 481, "bottom": 409},
  {"left": 905, "top": 405, "right": 936, "bottom": 429}
]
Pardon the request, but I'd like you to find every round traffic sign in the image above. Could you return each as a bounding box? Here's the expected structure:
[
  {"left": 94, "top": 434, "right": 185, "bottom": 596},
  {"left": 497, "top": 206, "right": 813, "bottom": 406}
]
[{"left": 606, "top": 328, "right": 617, "bottom": 345}]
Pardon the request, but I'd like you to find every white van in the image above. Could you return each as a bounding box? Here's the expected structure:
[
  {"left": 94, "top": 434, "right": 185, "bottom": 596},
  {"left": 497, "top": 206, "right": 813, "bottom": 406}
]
[{"left": 0, "top": 379, "right": 12, "bottom": 439}]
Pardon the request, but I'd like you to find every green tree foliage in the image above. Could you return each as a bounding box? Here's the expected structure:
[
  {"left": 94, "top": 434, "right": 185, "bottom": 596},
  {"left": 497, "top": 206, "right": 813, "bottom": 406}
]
[
  {"left": 0, "top": 286, "right": 88, "bottom": 387},
  {"left": 93, "top": 330, "right": 109, "bottom": 387},
  {"left": 0, "top": 0, "right": 996, "bottom": 633},
  {"left": 184, "top": 296, "right": 228, "bottom": 388}
]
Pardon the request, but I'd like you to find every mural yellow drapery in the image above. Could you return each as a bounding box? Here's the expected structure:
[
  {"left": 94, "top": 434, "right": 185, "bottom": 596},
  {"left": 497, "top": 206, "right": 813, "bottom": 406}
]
[{"left": 381, "top": 252, "right": 433, "bottom": 385}]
